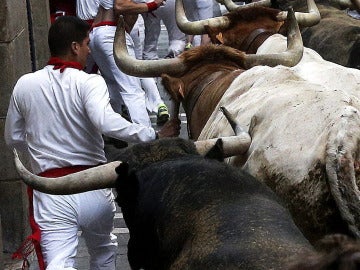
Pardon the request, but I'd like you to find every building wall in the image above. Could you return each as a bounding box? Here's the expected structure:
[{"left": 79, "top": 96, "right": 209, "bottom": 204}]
[{"left": 0, "top": 0, "right": 50, "bottom": 266}]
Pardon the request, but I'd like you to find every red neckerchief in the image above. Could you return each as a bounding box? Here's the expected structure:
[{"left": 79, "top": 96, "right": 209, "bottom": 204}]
[{"left": 47, "top": 57, "right": 83, "bottom": 73}]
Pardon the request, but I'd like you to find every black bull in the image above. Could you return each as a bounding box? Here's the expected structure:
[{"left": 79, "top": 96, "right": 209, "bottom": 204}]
[{"left": 112, "top": 138, "right": 312, "bottom": 270}]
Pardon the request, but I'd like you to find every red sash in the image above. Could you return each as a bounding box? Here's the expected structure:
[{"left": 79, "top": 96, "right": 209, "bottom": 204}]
[
  {"left": 90, "top": 21, "right": 117, "bottom": 32},
  {"left": 91, "top": 21, "right": 117, "bottom": 28},
  {"left": 12, "top": 165, "right": 95, "bottom": 270}
]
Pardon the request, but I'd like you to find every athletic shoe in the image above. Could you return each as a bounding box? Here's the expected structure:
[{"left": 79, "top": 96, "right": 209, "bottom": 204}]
[
  {"left": 157, "top": 104, "right": 170, "bottom": 125},
  {"left": 185, "top": 43, "right": 193, "bottom": 51},
  {"left": 164, "top": 51, "right": 175, "bottom": 59}
]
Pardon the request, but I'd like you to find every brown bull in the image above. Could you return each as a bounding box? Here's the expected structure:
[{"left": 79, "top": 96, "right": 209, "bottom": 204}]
[{"left": 114, "top": 6, "right": 305, "bottom": 139}]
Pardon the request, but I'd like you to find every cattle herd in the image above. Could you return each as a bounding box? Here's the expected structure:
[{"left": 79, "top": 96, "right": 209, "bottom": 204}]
[{"left": 14, "top": 0, "right": 360, "bottom": 269}]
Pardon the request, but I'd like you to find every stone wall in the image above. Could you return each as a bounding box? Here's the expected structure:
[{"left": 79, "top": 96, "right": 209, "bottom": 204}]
[{"left": 0, "top": 0, "right": 50, "bottom": 266}]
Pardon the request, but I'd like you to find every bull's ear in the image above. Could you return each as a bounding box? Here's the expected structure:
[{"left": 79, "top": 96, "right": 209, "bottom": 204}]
[
  {"left": 115, "top": 161, "right": 129, "bottom": 175},
  {"left": 204, "top": 139, "right": 225, "bottom": 162},
  {"left": 114, "top": 162, "right": 139, "bottom": 207},
  {"left": 205, "top": 25, "right": 222, "bottom": 45},
  {"left": 161, "top": 74, "right": 185, "bottom": 101}
]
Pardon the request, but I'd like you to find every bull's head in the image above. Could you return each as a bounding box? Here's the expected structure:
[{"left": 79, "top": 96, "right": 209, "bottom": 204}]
[
  {"left": 176, "top": 0, "right": 320, "bottom": 52},
  {"left": 215, "top": 0, "right": 272, "bottom": 11},
  {"left": 113, "top": 7, "right": 304, "bottom": 78},
  {"left": 113, "top": 7, "right": 304, "bottom": 139}
]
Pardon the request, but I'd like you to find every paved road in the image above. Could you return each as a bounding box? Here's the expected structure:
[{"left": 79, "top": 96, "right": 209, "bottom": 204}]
[{"left": 4, "top": 24, "right": 188, "bottom": 270}]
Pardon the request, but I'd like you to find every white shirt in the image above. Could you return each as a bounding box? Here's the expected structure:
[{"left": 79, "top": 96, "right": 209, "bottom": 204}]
[
  {"left": 76, "top": 0, "right": 99, "bottom": 20},
  {"left": 5, "top": 66, "right": 156, "bottom": 174},
  {"left": 99, "top": 0, "right": 113, "bottom": 10}
]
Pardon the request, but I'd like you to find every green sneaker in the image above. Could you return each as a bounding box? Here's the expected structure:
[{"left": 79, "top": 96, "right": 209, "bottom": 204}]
[
  {"left": 185, "top": 42, "right": 193, "bottom": 51},
  {"left": 157, "top": 104, "right": 170, "bottom": 126}
]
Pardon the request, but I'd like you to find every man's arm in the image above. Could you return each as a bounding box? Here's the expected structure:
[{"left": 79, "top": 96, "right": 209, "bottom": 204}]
[
  {"left": 113, "top": 0, "right": 166, "bottom": 15},
  {"left": 4, "top": 93, "right": 28, "bottom": 152}
]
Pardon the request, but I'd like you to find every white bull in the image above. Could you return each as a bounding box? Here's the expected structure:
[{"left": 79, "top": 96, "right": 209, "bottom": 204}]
[{"left": 198, "top": 63, "right": 360, "bottom": 243}]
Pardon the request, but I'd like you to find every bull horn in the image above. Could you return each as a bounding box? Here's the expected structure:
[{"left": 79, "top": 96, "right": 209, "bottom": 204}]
[
  {"left": 216, "top": 0, "right": 319, "bottom": 27},
  {"left": 220, "top": 0, "right": 271, "bottom": 11},
  {"left": 276, "top": 0, "right": 320, "bottom": 27},
  {"left": 175, "top": 0, "right": 231, "bottom": 35},
  {"left": 243, "top": 7, "right": 303, "bottom": 68},
  {"left": 113, "top": 16, "right": 187, "bottom": 77},
  {"left": 220, "top": 106, "right": 246, "bottom": 135},
  {"left": 194, "top": 107, "right": 251, "bottom": 157},
  {"left": 13, "top": 149, "right": 121, "bottom": 195}
]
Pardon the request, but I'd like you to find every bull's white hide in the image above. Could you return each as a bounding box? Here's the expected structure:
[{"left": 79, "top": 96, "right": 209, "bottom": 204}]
[
  {"left": 198, "top": 65, "right": 360, "bottom": 240},
  {"left": 257, "top": 34, "right": 360, "bottom": 95}
]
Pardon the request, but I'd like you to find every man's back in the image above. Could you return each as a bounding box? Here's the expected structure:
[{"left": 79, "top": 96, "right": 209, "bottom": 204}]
[{"left": 5, "top": 66, "right": 108, "bottom": 173}]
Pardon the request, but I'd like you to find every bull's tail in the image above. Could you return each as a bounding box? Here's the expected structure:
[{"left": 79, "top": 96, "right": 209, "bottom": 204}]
[{"left": 326, "top": 106, "right": 360, "bottom": 238}]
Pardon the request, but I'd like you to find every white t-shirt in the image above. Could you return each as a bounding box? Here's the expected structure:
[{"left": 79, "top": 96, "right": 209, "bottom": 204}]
[
  {"left": 76, "top": 0, "right": 99, "bottom": 20},
  {"left": 5, "top": 66, "right": 156, "bottom": 174}
]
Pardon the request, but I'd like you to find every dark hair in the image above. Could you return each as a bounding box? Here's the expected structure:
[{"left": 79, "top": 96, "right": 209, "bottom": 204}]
[{"left": 48, "top": 16, "right": 90, "bottom": 57}]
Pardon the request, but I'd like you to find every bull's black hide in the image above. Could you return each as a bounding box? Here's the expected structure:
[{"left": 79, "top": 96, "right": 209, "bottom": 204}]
[{"left": 112, "top": 138, "right": 312, "bottom": 270}]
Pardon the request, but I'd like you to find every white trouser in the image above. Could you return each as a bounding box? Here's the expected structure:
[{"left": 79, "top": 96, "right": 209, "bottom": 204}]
[
  {"left": 184, "top": 0, "right": 214, "bottom": 21},
  {"left": 33, "top": 189, "right": 117, "bottom": 270},
  {"left": 213, "top": 0, "right": 222, "bottom": 17},
  {"left": 141, "top": 0, "right": 186, "bottom": 59},
  {"left": 130, "top": 18, "right": 165, "bottom": 113},
  {"left": 183, "top": 0, "right": 214, "bottom": 46},
  {"left": 89, "top": 25, "right": 152, "bottom": 127}
]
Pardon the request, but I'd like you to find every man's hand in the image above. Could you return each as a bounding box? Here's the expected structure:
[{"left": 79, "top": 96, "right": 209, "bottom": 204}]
[
  {"left": 154, "top": 0, "right": 166, "bottom": 7},
  {"left": 157, "top": 118, "right": 181, "bottom": 138},
  {"left": 146, "top": 0, "right": 165, "bottom": 12}
]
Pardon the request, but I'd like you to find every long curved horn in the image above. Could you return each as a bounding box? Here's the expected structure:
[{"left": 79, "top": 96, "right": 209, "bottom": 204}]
[
  {"left": 176, "top": 0, "right": 230, "bottom": 35},
  {"left": 276, "top": 0, "right": 320, "bottom": 27},
  {"left": 176, "top": 0, "right": 319, "bottom": 35},
  {"left": 194, "top": 107, "right": 251, "bottom": 157},
  {"left": 113, "top": 16, "right": 187, "bottom": 77},
  {"left": 242, "top": 7, "right": 303, "bottom": 68},
  {"left": 220, "top": 0, "right": 271, "bottom": 11},
  {"left": 14, "top": 149, "right": 121, "bottom": 195}
]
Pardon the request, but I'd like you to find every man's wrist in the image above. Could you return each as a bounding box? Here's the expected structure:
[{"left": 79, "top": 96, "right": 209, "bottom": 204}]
[{"left": 146, "top": 1, "right": 158, "bottom": 12}]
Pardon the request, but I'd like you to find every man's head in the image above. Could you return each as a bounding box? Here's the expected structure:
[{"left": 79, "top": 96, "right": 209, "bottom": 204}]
[{"left": 48, "top": 16, "right": 90, "bottom": 65}]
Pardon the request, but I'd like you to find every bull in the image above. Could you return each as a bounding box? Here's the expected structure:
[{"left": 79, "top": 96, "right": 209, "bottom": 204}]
[
  {"left": 112, "top": 1, "right": 360, "bottom": 244},
  {"left": 222, "top": 0, "right": 360, "bottom": 69},
  {"left": 176, "top": 0, "right": 360, "bottom": 241},
  {"left": 277, "top": 0, "right": 360, "bottom": 69},
  {"left": 15, "top": 136, "right": 360, "bottom": 269},
  {"left": 14, "top": 136, "right": 316, "bottom": 270},
  {"left": 194, "top": 0, "right": 360, "bottom": 99}
]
